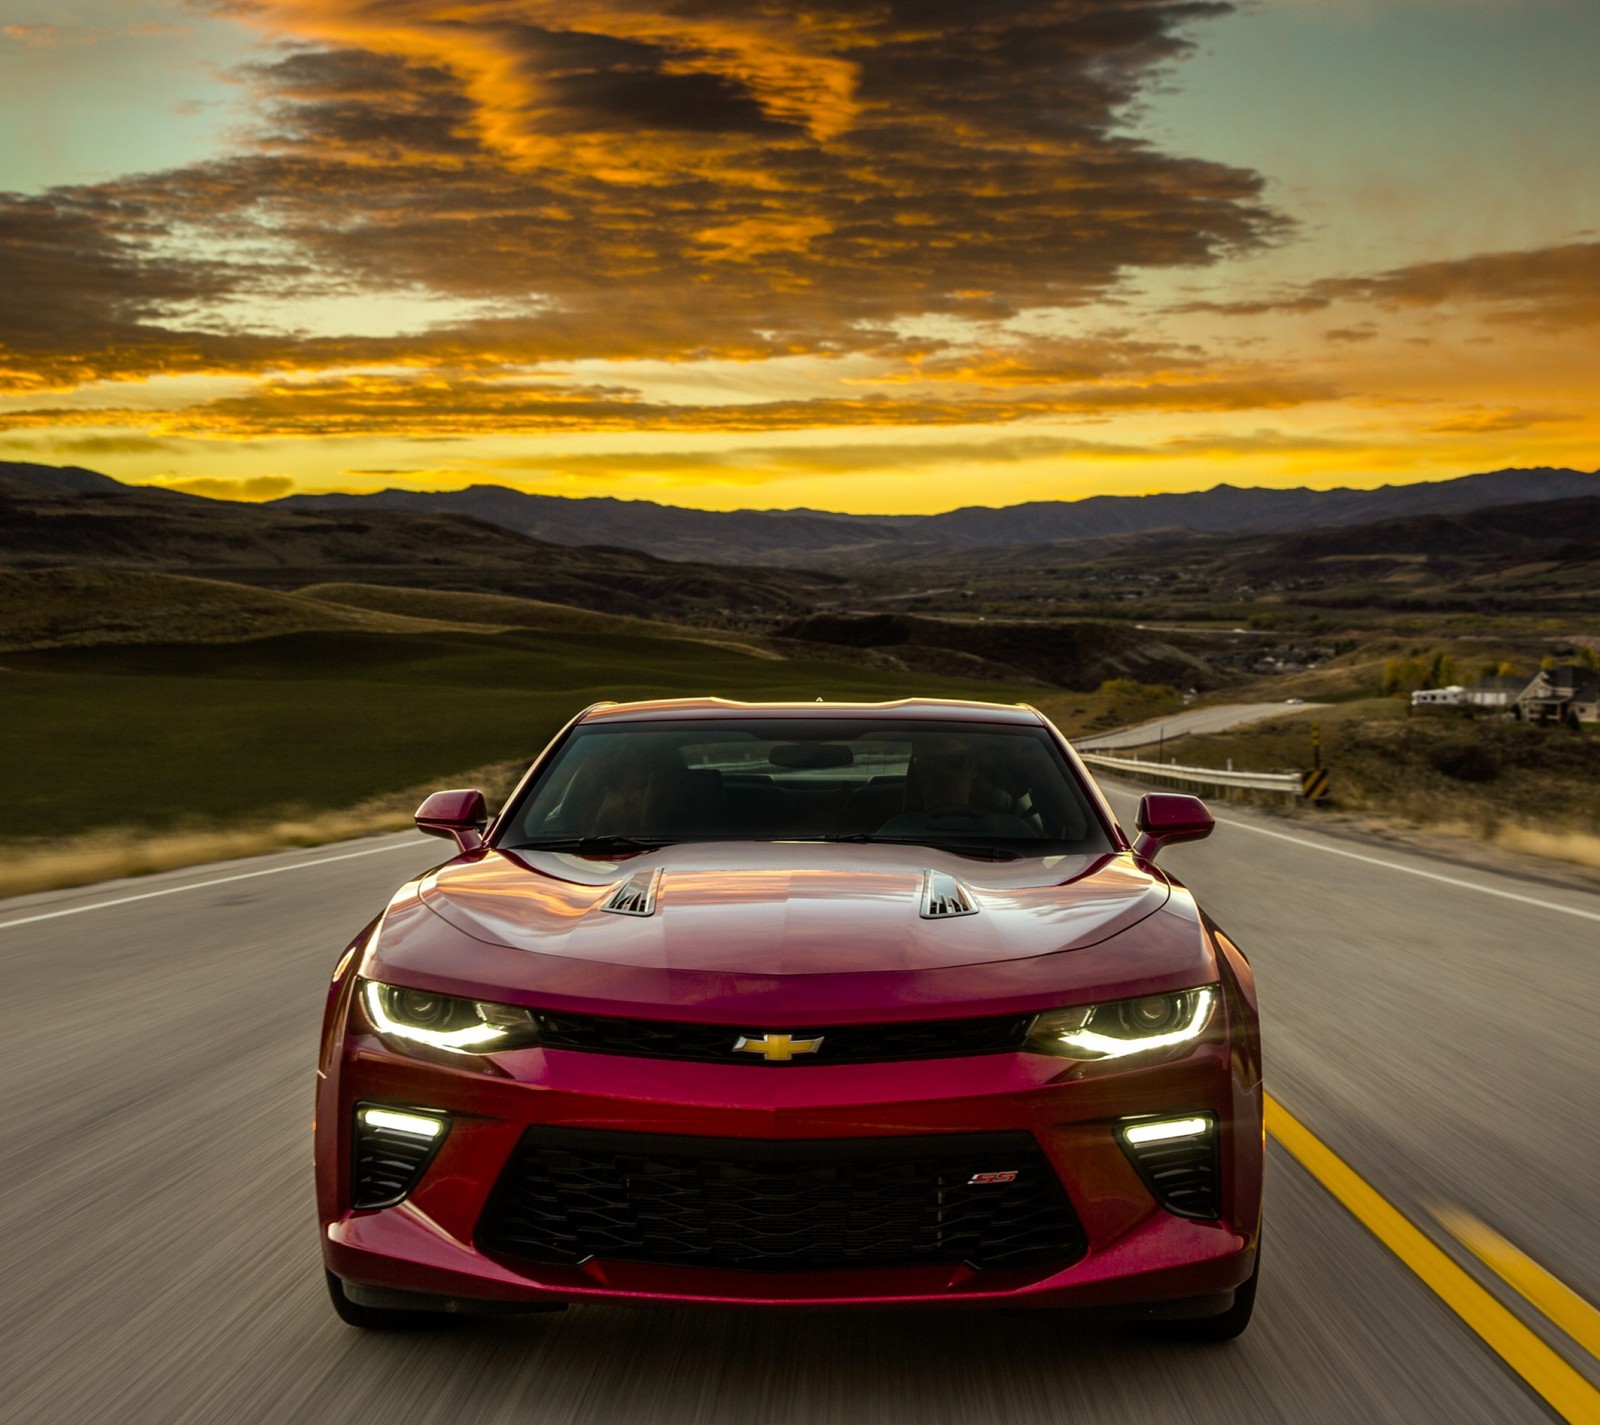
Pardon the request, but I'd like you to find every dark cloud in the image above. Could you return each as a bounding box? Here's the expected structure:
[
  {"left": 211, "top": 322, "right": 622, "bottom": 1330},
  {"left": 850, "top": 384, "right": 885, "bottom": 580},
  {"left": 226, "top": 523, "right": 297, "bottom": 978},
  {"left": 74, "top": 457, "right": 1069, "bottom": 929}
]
[
  {"left": 0, "top": 0, "right": 1284, "bottom": 408},
  {"left": 1177, "top": 241, "right": 1600, "bottom": 329},
  {"left": 1427, "top": 408, "right": 1580, "bottom": 435},
  {"left": 0, "top": 432, "right": 183, "bottom": 456}
]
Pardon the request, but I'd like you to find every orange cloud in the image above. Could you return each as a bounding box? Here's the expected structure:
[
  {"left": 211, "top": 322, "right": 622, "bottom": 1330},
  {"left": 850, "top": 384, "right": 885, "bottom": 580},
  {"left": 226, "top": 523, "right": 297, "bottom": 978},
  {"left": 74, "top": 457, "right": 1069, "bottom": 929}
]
[
  {"left": 152, "top": 475, "right": 296, "bottom": 501},
  {"left": 0, "top": 1, "right": 1282, "bottom": 397}
]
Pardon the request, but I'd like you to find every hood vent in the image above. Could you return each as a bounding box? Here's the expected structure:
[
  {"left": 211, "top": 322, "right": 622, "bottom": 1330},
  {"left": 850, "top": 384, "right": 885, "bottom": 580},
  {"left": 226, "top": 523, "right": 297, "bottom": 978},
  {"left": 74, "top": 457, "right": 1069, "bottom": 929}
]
[
  {"left": 921, "top": 870, "right": 978, "bottom": 919},
  {"left": 602, "top": 867, "right": 662, "bottom": 917}
]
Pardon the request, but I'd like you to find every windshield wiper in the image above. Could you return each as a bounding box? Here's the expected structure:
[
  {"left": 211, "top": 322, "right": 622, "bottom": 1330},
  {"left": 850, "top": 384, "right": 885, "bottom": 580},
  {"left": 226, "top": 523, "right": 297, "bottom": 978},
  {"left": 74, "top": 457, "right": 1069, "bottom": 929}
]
[
  {"left": 510, "top": 835, "right": 671, "bottom": 855},
  {"left": 810, "top": 834, "right": 1021, "bottom": 862}
]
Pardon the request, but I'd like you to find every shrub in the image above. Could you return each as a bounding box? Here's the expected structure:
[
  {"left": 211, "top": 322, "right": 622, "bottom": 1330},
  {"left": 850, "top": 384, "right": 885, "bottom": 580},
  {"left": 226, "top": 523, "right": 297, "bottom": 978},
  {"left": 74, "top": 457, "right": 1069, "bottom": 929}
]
[
  {"left": 1097, "top": 679, "right": 1181, "bottom": 703},
  {"left": 1428, "top": 742, "right": 1500, "bottom": 782}
]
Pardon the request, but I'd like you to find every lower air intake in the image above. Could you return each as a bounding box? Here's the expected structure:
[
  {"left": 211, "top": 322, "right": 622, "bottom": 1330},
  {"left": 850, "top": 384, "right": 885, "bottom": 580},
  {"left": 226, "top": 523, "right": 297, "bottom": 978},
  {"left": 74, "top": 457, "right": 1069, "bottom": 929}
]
[
  {"left": 477, "top": 1128, "right": 1085, "bottom": 1273},
  {"left": 1120, "top": 1120, "right": 1221, "bottom": 1219},
  {"left": 351, "top": 1106, "right": 447, "bottom": 1210}
]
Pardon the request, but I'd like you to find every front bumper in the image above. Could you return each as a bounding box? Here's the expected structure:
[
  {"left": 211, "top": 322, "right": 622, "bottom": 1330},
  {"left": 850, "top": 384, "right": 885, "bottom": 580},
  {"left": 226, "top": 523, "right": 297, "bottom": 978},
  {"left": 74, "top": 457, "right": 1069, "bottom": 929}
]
[{"left": 316, "top": 1032, "right": 1263, "bottom": 1311}]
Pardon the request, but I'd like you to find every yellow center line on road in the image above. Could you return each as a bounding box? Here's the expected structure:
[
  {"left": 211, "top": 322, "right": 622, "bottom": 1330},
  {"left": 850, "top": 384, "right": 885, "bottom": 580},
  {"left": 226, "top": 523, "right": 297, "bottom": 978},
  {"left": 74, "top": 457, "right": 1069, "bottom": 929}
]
[
  {"left": 1433, "top": 1205, "right": 1600, "bottom": 1363},
  {"left": 1265, "top": 1093, "right": 1600, "bottom": 1423}
]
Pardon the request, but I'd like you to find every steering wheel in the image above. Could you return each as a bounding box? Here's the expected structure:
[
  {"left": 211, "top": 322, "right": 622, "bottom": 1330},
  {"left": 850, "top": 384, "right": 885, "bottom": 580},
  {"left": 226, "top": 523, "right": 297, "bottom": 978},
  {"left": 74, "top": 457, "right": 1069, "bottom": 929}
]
[{"left": 923, "top": 805, "right": 987, "bottom": 824}]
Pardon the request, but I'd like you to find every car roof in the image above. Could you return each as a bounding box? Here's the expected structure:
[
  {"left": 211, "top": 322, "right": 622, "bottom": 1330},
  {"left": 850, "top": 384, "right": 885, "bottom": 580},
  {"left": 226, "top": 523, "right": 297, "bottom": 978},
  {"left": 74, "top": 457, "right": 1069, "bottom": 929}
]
[{"left": 577, "top": 697, "right": 1046, "bottom": 726}]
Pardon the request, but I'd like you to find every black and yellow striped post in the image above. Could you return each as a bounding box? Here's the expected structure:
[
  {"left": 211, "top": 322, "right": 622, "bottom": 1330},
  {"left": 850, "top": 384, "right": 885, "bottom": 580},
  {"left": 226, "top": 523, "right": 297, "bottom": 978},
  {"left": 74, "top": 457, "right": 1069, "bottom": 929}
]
[{"left": 1303, "top": 721, "right": 1329, "bottom": 801}]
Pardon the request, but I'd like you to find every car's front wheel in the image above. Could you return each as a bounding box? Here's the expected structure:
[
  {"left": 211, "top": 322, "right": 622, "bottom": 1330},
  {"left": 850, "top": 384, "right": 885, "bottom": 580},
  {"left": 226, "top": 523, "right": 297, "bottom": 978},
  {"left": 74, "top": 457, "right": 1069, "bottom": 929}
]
[{"left": 1146, "top": 1237, "right": 1260, "bottom": 1343}]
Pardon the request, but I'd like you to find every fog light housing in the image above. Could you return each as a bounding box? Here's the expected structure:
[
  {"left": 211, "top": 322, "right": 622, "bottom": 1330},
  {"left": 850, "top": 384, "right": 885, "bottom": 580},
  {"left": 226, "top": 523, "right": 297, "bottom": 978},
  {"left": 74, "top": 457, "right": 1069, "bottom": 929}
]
[
  {"left": 1118, "top": 1113, "right": 1220, "bottom": 1219},
  {"left": 352, "top": 1104, "right": 450, "bottom": 1210}
]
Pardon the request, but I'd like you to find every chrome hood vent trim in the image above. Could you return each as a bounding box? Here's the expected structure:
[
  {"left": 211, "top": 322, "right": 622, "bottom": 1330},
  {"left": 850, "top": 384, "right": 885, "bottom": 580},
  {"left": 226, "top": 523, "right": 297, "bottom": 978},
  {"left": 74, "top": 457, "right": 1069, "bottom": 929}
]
[
  {"left": 920, "top": 870, "right": 978, "bottom": 919},
  {"left": 602, "top": 867, "right": 663, "bottom": 917}
]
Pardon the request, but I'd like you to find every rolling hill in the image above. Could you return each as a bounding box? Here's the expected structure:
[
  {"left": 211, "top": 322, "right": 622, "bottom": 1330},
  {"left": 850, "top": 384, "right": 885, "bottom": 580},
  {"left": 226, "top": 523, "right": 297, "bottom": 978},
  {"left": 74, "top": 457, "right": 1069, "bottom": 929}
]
[{"left": 0, "top": 462, "right": 840, "bottom": 622}]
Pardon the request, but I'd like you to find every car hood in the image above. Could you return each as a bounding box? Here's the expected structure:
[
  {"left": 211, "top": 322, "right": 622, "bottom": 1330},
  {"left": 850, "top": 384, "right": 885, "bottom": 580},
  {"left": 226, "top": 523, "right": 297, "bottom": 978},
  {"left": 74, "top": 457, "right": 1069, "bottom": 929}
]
[{"left": 414, "top": 841, "right": 1168, "bottom": 976}]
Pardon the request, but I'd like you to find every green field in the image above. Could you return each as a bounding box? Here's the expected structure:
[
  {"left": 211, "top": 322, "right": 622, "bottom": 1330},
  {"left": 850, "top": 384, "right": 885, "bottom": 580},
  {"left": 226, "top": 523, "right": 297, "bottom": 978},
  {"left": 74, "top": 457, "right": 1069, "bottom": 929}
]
[{"left": 3, "top": 627, "right": 1038, "bottom": 840}]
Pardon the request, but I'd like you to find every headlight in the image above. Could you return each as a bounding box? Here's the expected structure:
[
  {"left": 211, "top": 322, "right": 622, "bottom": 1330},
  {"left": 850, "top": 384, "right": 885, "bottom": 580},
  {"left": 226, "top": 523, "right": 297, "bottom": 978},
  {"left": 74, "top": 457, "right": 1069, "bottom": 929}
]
[
  {"left": 359, "top": 978, "right": 542, "bottom": 1053},
  {"left": 1025, "top": 986, "right": 1217, "bottom": 1060}
]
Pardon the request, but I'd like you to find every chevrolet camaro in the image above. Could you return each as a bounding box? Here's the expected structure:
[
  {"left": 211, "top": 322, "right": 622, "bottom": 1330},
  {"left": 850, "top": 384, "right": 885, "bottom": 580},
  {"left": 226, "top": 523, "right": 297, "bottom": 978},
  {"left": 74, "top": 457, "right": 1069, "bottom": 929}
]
[{"left": 315, "top": 698, "right": 1263, "bottom": 1337}]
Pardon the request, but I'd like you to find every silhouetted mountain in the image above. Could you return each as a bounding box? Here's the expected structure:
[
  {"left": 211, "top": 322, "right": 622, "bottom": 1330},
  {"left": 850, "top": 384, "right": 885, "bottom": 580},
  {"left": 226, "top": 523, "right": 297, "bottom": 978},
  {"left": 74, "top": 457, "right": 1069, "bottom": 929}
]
[
  {"left": 9, "top": 460, "right": 1597, "bottom": 569},
  {"left": 272, "top": 465, "right": 1600, "bottom": 565},
  {"left": 277, "top": 485, "right": 913, "bottom": 565},
  {"left": 0, "top": 463, "right": 839, "bottom": 621},
  {"left": 915, "top": 468, "right": 1600, "bottom": 548},
  {"left": 913, "top": 493, "right": 1600, "bottom": 616},
  {"left": 0, "top": 461, "right": 130, "bottom": 496}
]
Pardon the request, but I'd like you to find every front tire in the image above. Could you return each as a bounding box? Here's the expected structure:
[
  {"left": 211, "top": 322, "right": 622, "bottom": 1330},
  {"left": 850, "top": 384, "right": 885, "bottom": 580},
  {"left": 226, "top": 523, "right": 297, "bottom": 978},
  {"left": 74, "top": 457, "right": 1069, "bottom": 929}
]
[{"left": 1146, "top": 1238, "right": 1260, "bottom": 1343}]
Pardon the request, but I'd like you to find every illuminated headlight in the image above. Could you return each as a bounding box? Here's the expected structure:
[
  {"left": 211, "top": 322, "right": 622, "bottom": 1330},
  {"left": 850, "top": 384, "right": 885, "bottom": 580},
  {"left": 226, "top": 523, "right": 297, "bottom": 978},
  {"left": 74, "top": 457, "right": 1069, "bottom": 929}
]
[
  {"left": 359, "top": 978, "right": 543, "bottom": 1054},
  {"left": 1025, "top": 986, "right": 1217, "bottom": 1060}
]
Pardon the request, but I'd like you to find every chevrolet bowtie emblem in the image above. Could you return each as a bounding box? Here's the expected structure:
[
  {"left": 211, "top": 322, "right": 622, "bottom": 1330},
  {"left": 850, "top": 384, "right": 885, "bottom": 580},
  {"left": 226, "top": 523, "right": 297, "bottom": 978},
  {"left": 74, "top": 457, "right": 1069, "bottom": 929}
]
[{"left": 733, "top": 1032, "right": 824, "bottom": 1062}]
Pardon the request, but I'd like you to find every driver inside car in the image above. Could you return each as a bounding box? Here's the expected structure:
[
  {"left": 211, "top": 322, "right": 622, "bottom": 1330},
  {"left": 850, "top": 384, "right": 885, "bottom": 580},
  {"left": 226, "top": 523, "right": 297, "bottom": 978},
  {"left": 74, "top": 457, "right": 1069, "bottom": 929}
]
[{"left": 877, "top": 735, "right": 1038, "bottom": 839}]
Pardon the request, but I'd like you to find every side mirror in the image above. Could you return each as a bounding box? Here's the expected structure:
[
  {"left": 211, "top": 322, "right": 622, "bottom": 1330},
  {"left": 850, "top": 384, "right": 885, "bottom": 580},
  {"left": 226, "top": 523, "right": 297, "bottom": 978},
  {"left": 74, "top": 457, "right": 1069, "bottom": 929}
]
[
  {"left": 415, "top": 788, "right": 489, "bottom": 853},
  {"left": 1132, "top": 792, "right": 1214, "bottom": 862}
]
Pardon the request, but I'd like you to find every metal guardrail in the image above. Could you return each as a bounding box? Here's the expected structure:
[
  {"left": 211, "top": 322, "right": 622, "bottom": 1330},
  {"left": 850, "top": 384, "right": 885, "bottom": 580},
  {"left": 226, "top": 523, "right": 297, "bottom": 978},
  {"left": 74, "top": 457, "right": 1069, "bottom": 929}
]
[{"left": 1080, "top": 751, "right": 1308, "bottom": 798}]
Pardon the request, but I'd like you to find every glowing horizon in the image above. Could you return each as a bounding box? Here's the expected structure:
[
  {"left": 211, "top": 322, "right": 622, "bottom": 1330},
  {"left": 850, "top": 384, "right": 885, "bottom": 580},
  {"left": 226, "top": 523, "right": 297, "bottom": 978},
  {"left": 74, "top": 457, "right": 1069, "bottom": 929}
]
[{"left": 2, "top": 0, "right": 1597, "bottom": 516}]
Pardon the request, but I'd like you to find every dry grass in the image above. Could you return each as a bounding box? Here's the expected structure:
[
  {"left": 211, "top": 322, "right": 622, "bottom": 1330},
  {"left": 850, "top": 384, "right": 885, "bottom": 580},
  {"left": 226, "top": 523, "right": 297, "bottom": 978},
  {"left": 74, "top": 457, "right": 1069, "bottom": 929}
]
[
  {"left": 0, "top": 568, "right": 483, "bottom": 650},
  {"left": 0, "top": 758, "right": 527, "bottom": 900},
  {"left": 1034, "top": 683, "right": 1185, "bottom": 738},
  {"left": 305, "top": 582, "right": 785, "bottom": 660},
  {"left": 1492, "top": 824, "right": 1600, "bottom": 872},
  {"left": 1130, "top": 705, "right": 1600, "bottom": 876}
]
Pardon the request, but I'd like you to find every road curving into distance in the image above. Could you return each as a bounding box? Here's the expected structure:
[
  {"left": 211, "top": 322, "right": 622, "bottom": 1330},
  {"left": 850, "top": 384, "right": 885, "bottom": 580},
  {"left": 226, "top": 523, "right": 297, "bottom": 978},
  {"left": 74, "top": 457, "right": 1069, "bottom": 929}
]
[
  {"left": 1076, "top": 702, "right": 1329, "bottom": 751},
  {"left": 3, "top": 794, "right": 1598, "bottom": 1424}
]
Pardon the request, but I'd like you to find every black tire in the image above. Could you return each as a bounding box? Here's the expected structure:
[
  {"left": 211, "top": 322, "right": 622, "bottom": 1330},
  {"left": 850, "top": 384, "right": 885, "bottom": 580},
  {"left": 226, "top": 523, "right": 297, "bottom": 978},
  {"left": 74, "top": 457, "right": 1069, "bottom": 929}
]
[
  {"left": 1143, "top": 1238, "right": 1260, "bottom": 1343},
  {"left": 325, "top": 1271, "right": 452, "bottom": 1331}
]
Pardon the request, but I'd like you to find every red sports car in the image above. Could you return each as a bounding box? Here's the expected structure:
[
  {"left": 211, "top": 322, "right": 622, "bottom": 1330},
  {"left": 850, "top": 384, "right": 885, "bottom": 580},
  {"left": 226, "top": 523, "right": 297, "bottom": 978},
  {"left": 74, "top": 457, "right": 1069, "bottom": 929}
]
[{"left": 315, "top": 698, "right": 1263, "bottom": 1336}]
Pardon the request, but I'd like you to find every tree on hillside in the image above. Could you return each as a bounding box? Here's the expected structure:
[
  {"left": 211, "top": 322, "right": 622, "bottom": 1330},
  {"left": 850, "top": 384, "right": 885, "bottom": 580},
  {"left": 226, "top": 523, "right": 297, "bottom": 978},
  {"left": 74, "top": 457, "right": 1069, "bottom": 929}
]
[
  {"left": 1426, "top": 652, "right": 1460, "bottom": 688},
  {"left": 1382, "top": 656, "right": 1428, "bottom": 696}
]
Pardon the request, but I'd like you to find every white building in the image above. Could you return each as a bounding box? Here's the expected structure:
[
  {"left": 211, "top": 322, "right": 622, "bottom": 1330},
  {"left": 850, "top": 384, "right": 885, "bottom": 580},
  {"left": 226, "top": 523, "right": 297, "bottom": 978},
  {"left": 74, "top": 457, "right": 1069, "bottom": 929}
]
[{"left": 1410, "top": 685, "right": 1466, "bottom": 708}]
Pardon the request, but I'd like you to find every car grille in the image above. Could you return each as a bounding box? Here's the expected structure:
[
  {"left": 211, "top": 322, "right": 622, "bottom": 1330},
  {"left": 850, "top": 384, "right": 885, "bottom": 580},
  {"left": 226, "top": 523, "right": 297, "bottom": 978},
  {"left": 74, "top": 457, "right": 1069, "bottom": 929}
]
[
  {"left": 476, "top": 1128, "right": 1085, "bottom": 1273},
  {"left": 533, "top": 1010, "right": 1032, "bottom": 1065}
]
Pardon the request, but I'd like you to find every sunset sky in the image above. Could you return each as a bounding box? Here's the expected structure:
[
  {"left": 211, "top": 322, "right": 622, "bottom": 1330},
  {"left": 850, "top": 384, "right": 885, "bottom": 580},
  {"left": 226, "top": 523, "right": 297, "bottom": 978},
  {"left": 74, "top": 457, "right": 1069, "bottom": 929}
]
[{"left": 1, "top": 0, "right": 1596, "bottom": 513}]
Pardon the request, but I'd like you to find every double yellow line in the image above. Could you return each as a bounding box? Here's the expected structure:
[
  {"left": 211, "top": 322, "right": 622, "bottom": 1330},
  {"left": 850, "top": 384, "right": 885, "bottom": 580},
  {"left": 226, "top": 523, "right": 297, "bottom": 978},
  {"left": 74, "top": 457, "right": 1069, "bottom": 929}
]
[{"left": 1266, "top": 1094, "right": 1600, "bottom": 1422}]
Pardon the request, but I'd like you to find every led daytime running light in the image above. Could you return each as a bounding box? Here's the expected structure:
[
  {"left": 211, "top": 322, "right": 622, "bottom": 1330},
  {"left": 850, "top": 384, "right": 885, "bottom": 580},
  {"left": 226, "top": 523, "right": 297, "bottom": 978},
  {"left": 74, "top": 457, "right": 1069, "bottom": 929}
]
[
  {"left": 1062, "top": 986, "right": 1215, "bottom": 1058},
  {"left": 360, "top": 1107, "right": 446, "bottom": 1139},
  {"left": 1124, "top": 1116, "right": 1209, "bottom": 1145},
  {"left": 361, "top": 980, "right": 508, "bottom": 1051},
  {"left": 1028, "top": 985, "right": 1217, "bottom": 1060}
]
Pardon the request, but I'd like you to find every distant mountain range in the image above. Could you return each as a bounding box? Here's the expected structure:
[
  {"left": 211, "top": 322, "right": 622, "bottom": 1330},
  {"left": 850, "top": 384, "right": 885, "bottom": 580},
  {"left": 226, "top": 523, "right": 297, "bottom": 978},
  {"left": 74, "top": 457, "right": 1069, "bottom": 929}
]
[
  {"left": 5, "top": 460, "right": 1599, "bottom": 578},
  {"left": 0, "top": 461, "right": 839, "bottom": 621},
  {"left": 272, "top": 465, "right": 1600, "bottom": 566}
]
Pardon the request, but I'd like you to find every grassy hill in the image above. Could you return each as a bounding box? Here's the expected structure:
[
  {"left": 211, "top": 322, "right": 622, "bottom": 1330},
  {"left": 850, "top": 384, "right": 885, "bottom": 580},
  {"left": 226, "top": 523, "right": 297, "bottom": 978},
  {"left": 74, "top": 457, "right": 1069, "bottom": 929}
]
[
  {"left": 0, "top": 615, "right": 1038, "bottom": 844},
  {"left": 0, "top": 569, "right": 491, "bottom": 650}
]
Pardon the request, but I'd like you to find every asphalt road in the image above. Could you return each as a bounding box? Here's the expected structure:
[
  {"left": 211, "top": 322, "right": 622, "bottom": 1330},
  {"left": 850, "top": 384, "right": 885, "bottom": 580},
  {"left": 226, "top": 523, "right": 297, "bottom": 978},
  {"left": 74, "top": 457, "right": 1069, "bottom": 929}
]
[
  {"left": 1077, "top": 703, "right": 1328, "bottom": 750},
  {"left": 4, "top": 799, "right": 1598, "bottom": 1425}
]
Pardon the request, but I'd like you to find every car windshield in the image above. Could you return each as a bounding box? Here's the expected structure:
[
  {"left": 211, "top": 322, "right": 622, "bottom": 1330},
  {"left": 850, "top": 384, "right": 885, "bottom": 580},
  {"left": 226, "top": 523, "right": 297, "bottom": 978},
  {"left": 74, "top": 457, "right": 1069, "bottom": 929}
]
[{"left": 498, "top": 717, "right": 1113, "bottom": 858}]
